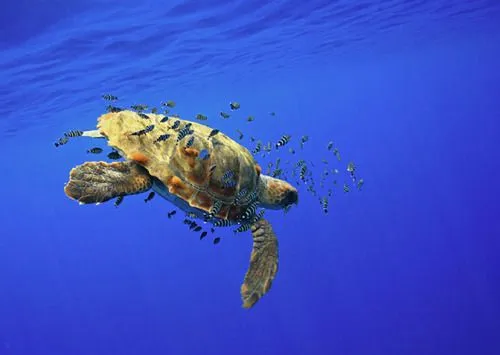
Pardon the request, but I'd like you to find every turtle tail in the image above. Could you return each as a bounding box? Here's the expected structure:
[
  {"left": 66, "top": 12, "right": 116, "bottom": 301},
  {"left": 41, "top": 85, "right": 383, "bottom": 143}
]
[
  {"left": 240, "top": 218, "right": 279, "bottom": 308},
  {"left": 64, "top": 161, "right": 152, "bottom": 204}
]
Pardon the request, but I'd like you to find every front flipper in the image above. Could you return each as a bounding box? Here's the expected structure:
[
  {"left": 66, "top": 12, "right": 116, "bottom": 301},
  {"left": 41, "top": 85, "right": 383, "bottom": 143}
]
[
  {"left": 241, "top": 218, "right": 279, "bottom": 308},
  {"left": 64, "top": 161, "right": 152, "bottom": 204},
  {"left": 81, "top": 129, "right": 106, "bottom": 138}
]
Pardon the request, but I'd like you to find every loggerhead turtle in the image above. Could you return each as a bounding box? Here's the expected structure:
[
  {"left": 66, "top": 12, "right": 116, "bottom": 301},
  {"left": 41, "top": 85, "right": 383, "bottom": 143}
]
[{"left": 64, "top": 110, "right": 298, "bottom": 308}]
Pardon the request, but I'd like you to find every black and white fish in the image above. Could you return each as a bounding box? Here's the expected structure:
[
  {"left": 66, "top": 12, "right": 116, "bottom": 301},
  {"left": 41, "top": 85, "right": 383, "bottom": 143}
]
[
  {"left": 275, "top": 135, "right": 291, "bottom": 149},
  {"left": 185, "top": 136, "right": 195, "bottom": 148},
  {"left": 234, "top": 210, "right": 265, "bottom": 233},
  {"left": 320, "top": 197, "right": 328, "bottom": 214},
  {"left": 252, "top": 141, "right": 262, "bottom": 154},
  {"left": 131, "top": 125, "right": 155, "bottom": 136},
  {"left": 64, "top": 130, "right": 83, "bottom": 138},
  {"left": 171, "top": 120, "right": 181, "bottom": 130},
  {"left": 208, "top": 129, "right": 219, "bottom": 138},
  {"left": 87, "top": 147, "right": 103, "bottom": 154},
  {"left": 107, "top": 150, "right": 121, "bottom": 160},
  {"left": 131, "top": 104, "right": 148, "bottom": 112},
  {"left": 234, "top": 188, "right": 248, "bottom": 205},
  {"left": 210, "top": 200, "right": 223, "bottom": 217},
  {"left": 102, "top": 94, "right": 118, "bottom": 101},
  {"left": 234, "top": 223, "right": 252, "bottom": 233},
  {"left": 213, "top": 219, "right": 233, "bottom": 227},
  {"left": 155, "top": 133, "right": 171, "bottom": 143},
  {"left": 333, "top": 148, "right": 341, "bottom": 161},
  {"left": 222, "top": 170, "right": 236, "bottom": 188},
  {"left": 272, "top": 168, "right": 283, "bottom": 178},
  {"left": 144, "top": 191, "right": 155, "bottom": 202},
  {"left": 300, "top": 165, "right": 308, "bottom": 182},
  {"left": 347, "top": 162, "right": 356, "bottom": 181},
  {"left": 114, "top": 195, "right": 124, "bottom": 207},
  {"left": 240, "top": 201, "right": 259, "bottom": 221},
  {"left": 176, "top": 126, "right": 193, "bottom": 142},
  {"left": 54, "top": 136, "right": 69, "bottom": 147},
  {"left": 106, "top": 105, "right": 123, "bottom": 113},
  {"left": 300, "top": 135, "right": 309, "bottom": 149}
]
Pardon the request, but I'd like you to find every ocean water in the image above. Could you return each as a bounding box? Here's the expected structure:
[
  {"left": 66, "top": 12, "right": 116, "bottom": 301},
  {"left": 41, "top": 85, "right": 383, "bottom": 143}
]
[{"left": 1, "top": 0, "right": 499, "bottom": 354}]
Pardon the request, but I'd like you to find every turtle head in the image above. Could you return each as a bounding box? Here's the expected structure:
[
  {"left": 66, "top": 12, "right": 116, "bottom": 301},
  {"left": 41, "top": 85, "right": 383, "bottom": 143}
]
[{"left": 257, "top": 174, "right": 298, "bottom": 210}]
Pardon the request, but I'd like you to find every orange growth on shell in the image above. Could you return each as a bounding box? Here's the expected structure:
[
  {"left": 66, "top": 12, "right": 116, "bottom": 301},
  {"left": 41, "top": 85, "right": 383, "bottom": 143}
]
[
  {"left": 183, "top": 147, "right": 199, "bottom": 157},
  {"left": 182, "top": 147, "right": 199, "bottom": 168},
  {"left": 129, "top": 152, "right": 149, "bottom": 165},
  {"left": 100, "top": 113, "right": 115, "bottom": 121}
]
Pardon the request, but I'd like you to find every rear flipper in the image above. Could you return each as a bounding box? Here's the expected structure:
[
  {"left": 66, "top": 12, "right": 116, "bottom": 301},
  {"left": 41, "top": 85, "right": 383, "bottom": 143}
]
[
  {"left": 241, "top": 218, "right": 279, "bottom": 308},
  {"left": 64, "top": 161, "right": 152, "bottom": 204}
]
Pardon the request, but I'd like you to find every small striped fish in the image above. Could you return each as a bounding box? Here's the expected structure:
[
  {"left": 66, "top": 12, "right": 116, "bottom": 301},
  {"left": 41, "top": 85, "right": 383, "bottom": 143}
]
[
  {"left": 320, "top": 197, "right": 328, "bottom": 214},
  {"left": 210, "top": 200, "right": 223, "bottom": 217},
  {"left": 131, "top": 125, "right": 155, "bottom": 136},
  {"left": 155, "top": 134, "right": 170, "bottom": 142},
  {"left": 185, "top": 136, "right": 195, "bottom": 148},
  {"left": 233, "top": 210, "right": 265, "bottom": 233},
  {"left": 275, "top": 135, "right": 291, "bottom": 149},
  {"left": 114, "top": 195, "right": 124, "bottom": 207},
  {"left": 208, "top": 129, "right": 219, "bottom": 138},
  {"left": 64, "top": 130, "right": 83, "bottom": 138},
  {"left": 54, "top": 136, "right": 69, "bottom": 147},
  {"left": 240, "top": 201, "right": 259, "bottom": 221},
  {"left": 213, "top": 219, "right": 233, "bottom": 227},
  {"left": 234, "top": 188, "right": 248, "bottom": 205},
  {"left": 106, "top": 105, "right": 123, "bottom": 113},
  {"left": 87, "top": 147, "right": 103, "bottom": 154},
  {"left": 252, "top": 142, "right": 262, "bottom": 154},
  {"left": 171, "top": 120, "right": 181, "bottom": 130},
  {"left": 222, "top": 170, "right": 236, "bottom": 188},
  {"left": 102, "top": 94, "right": 118, "bottom": 101},
  {"left": 176, "top": 126, "right": 193, "bottom": 142}
]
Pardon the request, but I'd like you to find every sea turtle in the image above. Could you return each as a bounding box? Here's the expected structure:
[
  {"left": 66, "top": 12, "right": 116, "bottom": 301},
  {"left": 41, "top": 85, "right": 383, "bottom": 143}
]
[{"left": 63, "top": 110, "right": 298, "bottom": 308}]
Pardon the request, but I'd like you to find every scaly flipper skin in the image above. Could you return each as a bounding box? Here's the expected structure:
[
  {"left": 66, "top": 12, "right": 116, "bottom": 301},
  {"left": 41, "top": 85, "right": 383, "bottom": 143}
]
[
  {"left": 64, "top": 161, "right": 152, "bottom": 204},
  {"left": 241, "top": 218, "right": 279, "bottom": 308}
]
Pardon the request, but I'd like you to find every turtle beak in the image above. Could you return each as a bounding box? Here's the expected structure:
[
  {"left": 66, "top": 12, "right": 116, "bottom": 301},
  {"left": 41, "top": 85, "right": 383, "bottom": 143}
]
[{"left": 283, "top": 188, "right": 298, "bottom": 207}]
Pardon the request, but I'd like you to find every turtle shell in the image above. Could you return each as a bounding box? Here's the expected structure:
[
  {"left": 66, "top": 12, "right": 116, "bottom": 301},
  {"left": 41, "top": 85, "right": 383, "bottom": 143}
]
[{"left": 97, "top": 110, "right": 261, "bottom": 220}]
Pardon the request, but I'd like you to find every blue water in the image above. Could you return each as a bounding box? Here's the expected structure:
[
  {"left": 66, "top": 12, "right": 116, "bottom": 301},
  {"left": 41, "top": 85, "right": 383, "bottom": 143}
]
[{"left": 1, "top": 1, "right": 499, "bottom": 354}]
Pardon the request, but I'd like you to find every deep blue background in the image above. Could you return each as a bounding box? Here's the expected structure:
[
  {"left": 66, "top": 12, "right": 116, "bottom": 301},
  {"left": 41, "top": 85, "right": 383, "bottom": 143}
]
[{"left": 1, "top": 1, "right": 499, "bottom": 354}]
